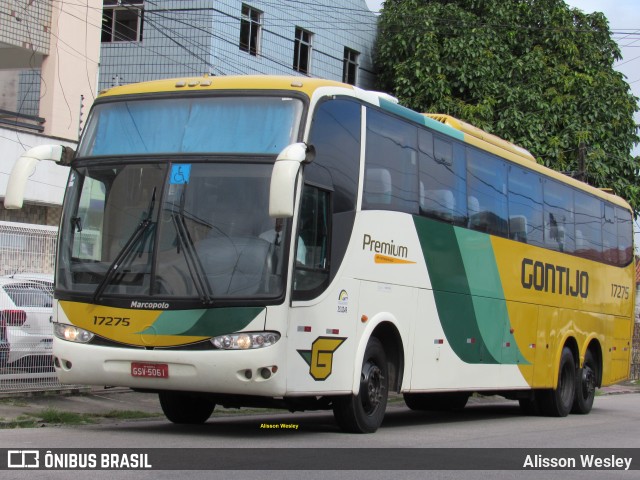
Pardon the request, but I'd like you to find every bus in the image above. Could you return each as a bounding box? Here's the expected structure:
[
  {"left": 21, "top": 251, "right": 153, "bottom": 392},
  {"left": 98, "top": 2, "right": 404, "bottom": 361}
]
[{"left": 5, "top": 75, "right": 635, "bottom": 433}]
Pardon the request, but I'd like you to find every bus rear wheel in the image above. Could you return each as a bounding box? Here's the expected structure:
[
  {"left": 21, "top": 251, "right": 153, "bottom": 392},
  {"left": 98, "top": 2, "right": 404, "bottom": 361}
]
[
  {"left": 572, "top": 350, "right": 597, "bottom": 414},
  {"left": 333, "top": 337, "right": 388, "bottom": 433},
  {"left": 159, "top": 391, "right": 215, "bottom": 424},
  {"left": 537, "top": 347, "right": 576, "bottom": 417}
]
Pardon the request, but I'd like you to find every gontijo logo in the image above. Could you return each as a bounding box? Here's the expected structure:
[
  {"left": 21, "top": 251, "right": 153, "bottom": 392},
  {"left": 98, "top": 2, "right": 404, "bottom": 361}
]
[
  {"left": 298, "top": 337, "right": 346, "bottom": 380},
  {"left": 362, "top": 234, "right": 415, "bottom": 264}
]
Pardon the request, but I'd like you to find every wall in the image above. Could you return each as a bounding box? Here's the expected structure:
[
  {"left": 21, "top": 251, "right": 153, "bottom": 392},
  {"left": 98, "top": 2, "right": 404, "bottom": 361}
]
[
  {"left": 99, "top": 0, "right": 378, "bottom": 90},
  {"left": 38, "top": 0, "right": 102, "bottom": 140}
]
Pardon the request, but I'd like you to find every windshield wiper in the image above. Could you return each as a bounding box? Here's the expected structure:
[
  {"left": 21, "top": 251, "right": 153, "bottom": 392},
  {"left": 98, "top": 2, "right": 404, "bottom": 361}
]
[
  {"left": 171, "top": 191, "right": 214, "bottom": 304},
  {"left": 93, "top": 187, "right": 157, "bottom": 302}
]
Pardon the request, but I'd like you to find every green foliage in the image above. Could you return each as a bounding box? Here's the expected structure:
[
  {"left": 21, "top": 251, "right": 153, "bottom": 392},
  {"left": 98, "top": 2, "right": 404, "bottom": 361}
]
[
  {"left": 38, "top": 408, "right": 95, "bottom": 425},
  {"left": 375, "top": 0, "right": 640, "bottom": 211}
]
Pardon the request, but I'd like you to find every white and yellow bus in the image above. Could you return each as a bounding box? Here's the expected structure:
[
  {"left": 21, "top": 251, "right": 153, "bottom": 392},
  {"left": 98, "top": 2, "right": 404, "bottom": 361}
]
[{"left": 6, "top": 76, "right": 635, "bottom": 433}]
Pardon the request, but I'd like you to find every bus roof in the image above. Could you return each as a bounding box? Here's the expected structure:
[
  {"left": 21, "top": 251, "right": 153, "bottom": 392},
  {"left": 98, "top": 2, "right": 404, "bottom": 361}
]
[
  {"left": 425, "top": 114, "right": 537, "bottom": 162},
  {"left": 98, "top": 75, "right": 353, "bottom": 99},
  {"left": 97, "top": 75, "right": 632, "bottom": 211}
]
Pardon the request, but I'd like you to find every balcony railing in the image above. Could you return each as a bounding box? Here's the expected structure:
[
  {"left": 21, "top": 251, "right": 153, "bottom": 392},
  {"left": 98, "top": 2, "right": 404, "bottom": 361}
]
[{"left": 0, "top": 109, "right": 45, "bottom": 133}]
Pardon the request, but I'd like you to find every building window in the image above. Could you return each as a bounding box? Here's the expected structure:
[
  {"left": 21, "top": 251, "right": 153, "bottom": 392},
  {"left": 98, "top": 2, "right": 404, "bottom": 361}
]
[
  {"left": 342, "top": 47, "right": 359, "bottom": 85},
  {"left": 239, "top": 4, "right": 262, "bottom": 55},
  {"left": 102, "top": 0, "right": 144, "bottom": 43},
  {"left": 293, "top": 27, "right": 313, "bottom": 74}
]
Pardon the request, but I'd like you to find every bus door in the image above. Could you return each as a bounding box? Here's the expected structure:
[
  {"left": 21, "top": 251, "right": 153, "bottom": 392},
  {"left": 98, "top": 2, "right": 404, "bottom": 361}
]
[{"left": 285, "top": 184, "right": 359, "bottom": 394}]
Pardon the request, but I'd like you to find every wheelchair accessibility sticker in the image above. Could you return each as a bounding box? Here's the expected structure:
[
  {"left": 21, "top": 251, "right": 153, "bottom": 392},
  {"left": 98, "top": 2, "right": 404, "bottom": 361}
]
[{"left": 170, "top": 164, "right": 191, "bottom": 184}]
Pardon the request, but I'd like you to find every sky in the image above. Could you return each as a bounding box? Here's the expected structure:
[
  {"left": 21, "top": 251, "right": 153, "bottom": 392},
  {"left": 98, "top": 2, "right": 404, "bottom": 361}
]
[{"left": 363, "top": 0, "right": 640, "bottom": 156}]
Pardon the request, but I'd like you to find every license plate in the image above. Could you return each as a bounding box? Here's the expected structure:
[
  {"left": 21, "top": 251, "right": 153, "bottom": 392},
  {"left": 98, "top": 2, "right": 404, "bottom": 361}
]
[{"left": 131, "top": 362, "right": 169, "bottom": 379}]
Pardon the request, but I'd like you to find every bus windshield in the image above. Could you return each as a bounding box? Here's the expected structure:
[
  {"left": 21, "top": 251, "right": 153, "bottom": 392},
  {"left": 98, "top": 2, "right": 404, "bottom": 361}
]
[
  {"left": 57, "top": 162, "right": 289, "bottom": 303},
  {"left": 77, "top": 96, "right": 304, "bottom": 156}
]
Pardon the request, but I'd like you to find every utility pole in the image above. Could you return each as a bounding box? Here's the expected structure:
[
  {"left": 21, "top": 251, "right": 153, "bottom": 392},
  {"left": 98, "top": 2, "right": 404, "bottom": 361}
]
[{"left": 576, "top": 142, "right": 586, "bottom": 182}]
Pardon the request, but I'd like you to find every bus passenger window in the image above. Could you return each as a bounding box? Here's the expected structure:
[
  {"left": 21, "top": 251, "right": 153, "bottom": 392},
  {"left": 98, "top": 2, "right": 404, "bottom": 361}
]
[
  {"left": 364, "top": 168, "right": 392, "bottom": 205},
  {"left": 602, "top": 204, "right": 617, "bottom": 264},
  {"left": 616, "top": 207, "right": 633, "bottom": 266},
  {"left": 543, "top": 180, "right": 575, "bottom": 253},
  {"left": 466, "top": 148, "right": 508, "bottom": 237},
  {"left": 574, "top": 191, "right": 603, "bottom": 261},
  {"left": 419, "top": 132, "right": 466, "bottom": 225},
  {"left": 508, "top": 165, "right": 543, "bottom": 247},
  {"left": 363, "top": 108, "right": 419, "bottom": 214}
]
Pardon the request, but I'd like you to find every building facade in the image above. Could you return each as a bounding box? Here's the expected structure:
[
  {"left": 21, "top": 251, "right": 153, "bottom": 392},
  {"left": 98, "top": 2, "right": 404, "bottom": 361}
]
[
  {"left": 0, "top": 0, "right": 102, "bottom": 223},
  {"left": 99, "top": 0, "right": 378, "bottom": 90},
  {"left": 1, "top": 0, "right": 379, "bottom": 224}
]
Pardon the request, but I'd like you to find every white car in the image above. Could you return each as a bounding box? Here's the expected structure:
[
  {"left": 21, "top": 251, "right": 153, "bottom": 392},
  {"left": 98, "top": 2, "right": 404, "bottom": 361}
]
[{"left": 0, "top": 276, "right": 54, "bottom": 370}]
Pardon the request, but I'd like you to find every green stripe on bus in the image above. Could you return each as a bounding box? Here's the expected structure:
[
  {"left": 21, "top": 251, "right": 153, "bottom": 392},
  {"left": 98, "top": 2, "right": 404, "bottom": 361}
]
[
  {"left": 456, "top": 229, "right": 527, "bottom": 364},
  {"left": 413, "top": 216, "right": 497, "bottom": 364},
  {"left": 137, "top": 307, "right": 264, "bottom": 337},
  {"left": 414, "top": 216, "right": 528, "bottom": 365},
  {"left": 378, "top": 98, "right": 465, "bottom": 141}
]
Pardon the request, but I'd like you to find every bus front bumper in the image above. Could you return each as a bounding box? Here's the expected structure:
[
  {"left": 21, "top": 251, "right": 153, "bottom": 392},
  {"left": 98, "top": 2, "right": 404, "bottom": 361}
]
[{"left": 52, "top": 337, "right": 287, "bottom": 396}]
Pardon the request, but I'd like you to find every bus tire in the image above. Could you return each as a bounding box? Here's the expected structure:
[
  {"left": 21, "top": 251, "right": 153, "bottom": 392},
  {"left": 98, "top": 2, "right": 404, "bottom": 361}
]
[
  {"left": 332, "top": 337, "right": 388, "bottom": 433},
  {"left": 572, "top": 350, "right": 597, "bottom": 414},
  {"left": 537, "top": 347, "right": 576, "bottom": 417},
  {"left": 159, "top": 391, "right": 215, "bottom": 424},
  {"left": 404, "top": 392, "right": 469, "bottom": 411}
]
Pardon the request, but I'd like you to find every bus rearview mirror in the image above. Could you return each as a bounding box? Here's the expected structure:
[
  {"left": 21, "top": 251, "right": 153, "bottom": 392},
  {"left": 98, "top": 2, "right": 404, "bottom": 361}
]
[
  {"left": 4, "top": 144, "right": 74, "bottom": 209},
  {"left": 269, "top": 143, "right": 313, "bottom": 218}
]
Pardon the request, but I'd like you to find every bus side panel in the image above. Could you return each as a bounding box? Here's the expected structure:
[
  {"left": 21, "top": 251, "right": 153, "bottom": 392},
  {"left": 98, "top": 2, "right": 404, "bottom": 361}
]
[
  {"left": 355, "top": 280, "right": 416, "bottom": 393},
  {"left": 410, "top": 291, "right": 529, "bottom": 391},
  {"left": 533, "top": 306, "right": 613, "bottom": 389},
  {"left": 532, "top": 305, "right": 558, "bottom": 389},
  {"left": 285, "top": 279, "right": 360, "bottom": 395},
  {"left": 505, "top": 300, "right": 538, "bottom": 386},
  {"left": 606, "top": 315, "right": 634, "bottom": 385}
]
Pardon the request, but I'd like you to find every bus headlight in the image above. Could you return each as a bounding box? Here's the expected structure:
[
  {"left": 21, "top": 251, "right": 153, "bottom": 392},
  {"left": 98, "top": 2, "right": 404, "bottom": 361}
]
[
  {"left": 211, "top": 332, "right": 280, "bottom": 350},
  {"left": 53, "top": 323, "right": 95, "bottom": 343}
]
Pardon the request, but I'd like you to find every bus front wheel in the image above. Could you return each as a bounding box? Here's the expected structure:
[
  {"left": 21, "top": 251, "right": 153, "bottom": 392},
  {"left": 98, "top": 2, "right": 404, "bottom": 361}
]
[
  {"left": 159, "top": 391, "right": 215, "bottom": 424},
  {"left": 332, "top": 337, "right": 388, "bottom": 433},
  {"left": 537, "top": 347, "right": 576, "bottom": 417}
]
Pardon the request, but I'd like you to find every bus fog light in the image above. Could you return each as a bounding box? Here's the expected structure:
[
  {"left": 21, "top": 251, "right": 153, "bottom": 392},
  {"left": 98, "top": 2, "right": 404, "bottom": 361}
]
[{"left": 211, "top": 331, "right": 280, "bottom": 350}]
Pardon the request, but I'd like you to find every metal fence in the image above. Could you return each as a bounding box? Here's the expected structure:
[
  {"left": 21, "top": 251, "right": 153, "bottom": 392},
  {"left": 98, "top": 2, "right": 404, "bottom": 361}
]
[
  {"left": 631, "top": 322, "right": 640, "bottom": 381},
  {"left": 0, "top": 221, "right": 75, "bottom": 393}
]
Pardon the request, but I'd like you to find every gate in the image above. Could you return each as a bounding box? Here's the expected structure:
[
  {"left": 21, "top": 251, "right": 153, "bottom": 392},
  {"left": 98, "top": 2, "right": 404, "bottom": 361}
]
[{"left": 0, "top": 221, "right": 79, "bottom": 393}]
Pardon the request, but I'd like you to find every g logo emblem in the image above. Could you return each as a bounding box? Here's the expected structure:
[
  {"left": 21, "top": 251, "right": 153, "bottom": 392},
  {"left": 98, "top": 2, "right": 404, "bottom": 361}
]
[{"left": 298, "top": 337, "right": 346, "bottom": 381}]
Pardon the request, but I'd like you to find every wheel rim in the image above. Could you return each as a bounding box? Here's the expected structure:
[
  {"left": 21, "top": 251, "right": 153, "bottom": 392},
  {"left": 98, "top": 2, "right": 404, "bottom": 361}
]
[
  {"left": 581, "top": 365, "right": 596, "bottom": 399},
  {"left": 360, "top": 360, "right": 385, "bottom": 415}
]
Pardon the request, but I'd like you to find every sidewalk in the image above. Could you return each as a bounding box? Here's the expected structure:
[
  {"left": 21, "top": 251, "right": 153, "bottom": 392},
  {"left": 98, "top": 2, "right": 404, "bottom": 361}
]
[
  {"left": 0, "top": 387, "right": 164, "bottom": 427},
  {"left": 0, "top": 380, "right": 638, "bottom": 428}
]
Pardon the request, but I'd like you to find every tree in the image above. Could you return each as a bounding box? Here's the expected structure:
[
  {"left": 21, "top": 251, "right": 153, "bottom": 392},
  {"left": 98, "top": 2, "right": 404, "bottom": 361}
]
[{"left": 375, "top": 0, "right": 640, "bottom": 211}]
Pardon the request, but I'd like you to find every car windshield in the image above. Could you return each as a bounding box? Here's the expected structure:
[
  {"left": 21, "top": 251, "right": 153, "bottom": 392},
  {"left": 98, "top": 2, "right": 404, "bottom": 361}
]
[{"left": 2, "top": 283, "right": 53, "bottom": 308}]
